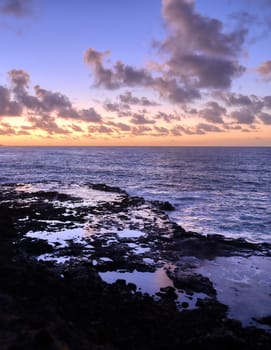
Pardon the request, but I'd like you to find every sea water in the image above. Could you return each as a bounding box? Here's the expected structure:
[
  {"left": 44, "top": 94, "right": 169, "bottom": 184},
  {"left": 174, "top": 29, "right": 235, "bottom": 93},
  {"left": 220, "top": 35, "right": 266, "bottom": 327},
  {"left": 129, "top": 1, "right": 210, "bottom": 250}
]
[{"left": 1, "top": 146, "right": 270, "bottom": 243}]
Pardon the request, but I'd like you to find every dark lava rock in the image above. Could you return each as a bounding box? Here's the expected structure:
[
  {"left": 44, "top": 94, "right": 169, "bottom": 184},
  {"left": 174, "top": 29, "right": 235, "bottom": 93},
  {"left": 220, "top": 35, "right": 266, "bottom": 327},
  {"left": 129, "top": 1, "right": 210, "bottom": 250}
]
[
  {"left": 151, "top": 200, "right": 175, "bottom": 211},
  {"left": 254, "top": 315, "right": 271, "bottom": 326},
  {"left": 1, "top": 183, "right": 271, "bottom": 349},
  {"left": 90, "top": 183, "right": 127, "bottom": 194},
  {"left": 156, "top": 286, "right": 178, "bottom": 300},
  {"left": 172, "top": 272, "right": 217, "bottom": 297}
]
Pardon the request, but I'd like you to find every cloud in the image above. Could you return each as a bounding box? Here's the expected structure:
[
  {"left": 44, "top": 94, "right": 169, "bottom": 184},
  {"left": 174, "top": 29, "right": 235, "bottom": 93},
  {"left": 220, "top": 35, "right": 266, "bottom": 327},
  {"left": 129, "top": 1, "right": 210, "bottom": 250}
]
[
  {"left": 263, "top": 96, "right": 271, "bottom": 108},
  {"left": 160, "top": 0, "right": 246, "bottom": 89},
  {"left": 131, "top": 125, "right": 152, "bottom": 136},
  {"left": 214, "top": 91, "right": 253, "bottom": 106},
  {"left": 196, "top": 123, "right": 224, "bottom": 133},
  {"left": 84, "top": 0, "right": 247, "bottom": 105},
  {"left": 88, "top": 125, "right": 113, "bottom": 134},
  {"left": 130, "top": 113, "right": 156, "bottom": 125},
  {"left": 257, "top": 60, "right": 271, "bottom": 80},
  {"left": 170, "top": 124, "right": 195, "bottom": 136},
  {"left": 230, "top": 108, "right": 256, "bottom": 124},
  {"left": 71, "top": 124, "right": 83, "bottom": 132},
  {"left": 9, "top": 69, "right": 30, "bottom": 96},
  {"left": 0, "top": 122, "right": 16, "bottom": 135},
  {"left": 108, "top": 121, "right": 131, "bottom": 132},
  {"left": 0, "top": 86, "right": 22, "bottom": 116},
  {"left": 103, "top": 102, "right": 122, "bottom": 112},
  {"left": 0, "top": 0, "right": 33, "bottom": 17},
  {"left": 152, "top": 77, "right": 201, "bottom": 103},
  {"left": 170, "top": 125, "right": 183, "bottom": 136},
  {"left": 119, "top": 91, "right": 159, "bottom": 106},
  {"left": 84, "top": 48, "right": 200, "bottom": 104},
  {"left": 162, "top": 0, "right": 246, "bottom": 57},
  {"left": 153, "top": 126, "right": 169, "bottom": 136},
  {"left": 7, "top": 69, "right": 103, "bottom": 125},
  {"left": 156, "top": 111, "right": 181, "bottom": 122},
  {"left": 198, "top": 102, "right": 226, "bottom": 124},
  {"left": 103, "top": 101, "right": 130, "bottom": 113},
  {"left": 78, "top": 108, "right": 102, "bottom": 123},
  {"left": 28, "top": 114, "right": 70, "bottom": 135},
  {"left": 258, "top": 112, "right": 271, "bottom": 125},
  {"left": 84, "top": 48, "right": 152, "bottom": 90},
  {"left": 177, "top": 54, "right": 245, "bottom": 88},
  {"left": 34, "top": 85, "right": 72, "bottom": 111}
]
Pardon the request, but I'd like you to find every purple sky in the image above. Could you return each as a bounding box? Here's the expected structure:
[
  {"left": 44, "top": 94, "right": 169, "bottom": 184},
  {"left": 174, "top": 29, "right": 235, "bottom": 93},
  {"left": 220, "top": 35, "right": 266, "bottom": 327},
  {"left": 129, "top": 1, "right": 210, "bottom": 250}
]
[{"left": 0, "top": 0, "right": 271, "bottom": 146}]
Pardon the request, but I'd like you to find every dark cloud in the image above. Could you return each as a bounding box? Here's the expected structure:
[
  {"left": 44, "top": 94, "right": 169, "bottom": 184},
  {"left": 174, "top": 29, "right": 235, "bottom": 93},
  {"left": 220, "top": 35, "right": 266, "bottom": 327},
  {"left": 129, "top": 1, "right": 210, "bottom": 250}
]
[
  {"left": 153, "top": 126, "right": 169, "bottom": 136},
  {"left": 103, "top": 102, "right": 121, "bottom": 112},
  {"left": 162, "top": 0, "right": 246, "bottom": 56},
  {"left": 199, "top": 102, "right": 226, "bottom": 124},
  {"left": 223, "top": 123, "right": 242, "bottom": 130},
  {"left": 84, "top": 0, "right": 247, "bottom": 103},
  {"left": 170, "top": 124, "right": 195, "bottom": 136},
  {"left": 108, "top": 121, "right": 131, "bottom": 132},
  {"left": 160, "top": 0, "right": 246, "bottom": 89},
  {"left": 119, "top": 91, "right": 159, "bottom": 106},
  {"left": 34, "top": 85, "right": 72, "bottom": 111},
  {"left": 28, "top": 114, "right": 70, "bottom": 135},
  {"left": 0, "top": 86, "right": 22, "bottom": 116},
  {"left": 84, "top": 48, "right": 152, "bottom": 90},
  {"left": 0, "top": 122, "right": 16, "bottom": 135},
  {"left": 0, "top": 0, "right": 32, "bottom": 17},
  {"left": 152, "top": 77, "right": 201, "bottom": 103},
  {"left": 71, "top": 124, "right": 83, "bottom": 132},
  {"left": 103, "top": 101, "right": 130, "bottom": 113},
  {"left": 257, "top": 60, "right": 271, "bottom": 80},
  {"left": 214, "top": 91, "right": 253, "bottom": 106},
  {"left": 130, "top": 113, "right": 155, "bottom": 125},
  {"left": 7, "top": 69, "right": 103, "bottom": 125},
  {"left": 84, "top": 48, "right": 200, "bottom": 104},
  {"left": 88, "top": 125, "right": 113, "bottom": 134},
  {"left": 178, "top": 54, "right": 244, "bottom": 88},
  {"left": 78, "top": 108, "right": 102, "bottom": 123},
  {"left": 131, "top": 125, "right": 152, "bottom": 136},
  {"left": 156, "top": 111, "right": 180, "bottom": 122},
  {"left": 97, "top": 125, "right": 114, "bottom": 134},
  {"left": 170, "top": 125, "right": 183, "bottom": 136},
  {"left": 263, "top": 96, "right": 271, "bottom": 108},
  {"left": 196, "top": 123, "right": 224, "bottom": 133},
  {"left": 258, "top": 112, "right": 271, "bottom": 125},
  {"left": 9, "top": 69, "right": 30, "bottom": 96},
  {"left": 230, "top": 108, "right": 256, "bottom": 124}
]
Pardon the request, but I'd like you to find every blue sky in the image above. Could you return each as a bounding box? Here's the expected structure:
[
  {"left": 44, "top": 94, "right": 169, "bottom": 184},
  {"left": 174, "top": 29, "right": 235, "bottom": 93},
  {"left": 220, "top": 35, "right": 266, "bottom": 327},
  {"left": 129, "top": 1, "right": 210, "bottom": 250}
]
[{"left": 0, "top": 0, "right": 271, "bottom": 146}]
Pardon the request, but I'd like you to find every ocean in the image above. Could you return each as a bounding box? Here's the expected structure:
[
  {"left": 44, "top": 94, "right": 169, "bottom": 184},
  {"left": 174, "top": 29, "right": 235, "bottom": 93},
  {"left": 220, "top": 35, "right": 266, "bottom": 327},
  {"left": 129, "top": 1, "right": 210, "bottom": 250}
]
[
  {"left": 1, "top": 145, "right": 271, "bottom": 328},
  {"left": 1, "top": 146, "right": 270, "bottom": 243}
]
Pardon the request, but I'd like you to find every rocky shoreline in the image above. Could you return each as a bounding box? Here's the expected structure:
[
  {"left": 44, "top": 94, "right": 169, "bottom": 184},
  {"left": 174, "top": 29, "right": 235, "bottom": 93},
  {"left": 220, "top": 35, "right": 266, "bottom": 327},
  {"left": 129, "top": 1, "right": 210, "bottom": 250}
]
[{"left": 1, "top": 182, "right": 271, "bottom": 349}]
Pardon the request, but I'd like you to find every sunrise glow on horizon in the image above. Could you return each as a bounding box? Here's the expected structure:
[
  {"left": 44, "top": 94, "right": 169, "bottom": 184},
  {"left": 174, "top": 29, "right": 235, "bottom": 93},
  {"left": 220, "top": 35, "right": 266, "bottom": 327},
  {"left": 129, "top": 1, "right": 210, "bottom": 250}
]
[{"left": 1, "top": 0, "right": 271, "bottom": 147}]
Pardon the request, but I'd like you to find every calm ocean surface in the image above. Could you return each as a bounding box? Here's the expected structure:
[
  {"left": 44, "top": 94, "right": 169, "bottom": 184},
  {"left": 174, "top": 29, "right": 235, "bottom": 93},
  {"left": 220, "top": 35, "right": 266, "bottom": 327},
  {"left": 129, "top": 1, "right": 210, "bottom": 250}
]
[{"left": 1, "top": 146, "right": 270, "bottom": 243}]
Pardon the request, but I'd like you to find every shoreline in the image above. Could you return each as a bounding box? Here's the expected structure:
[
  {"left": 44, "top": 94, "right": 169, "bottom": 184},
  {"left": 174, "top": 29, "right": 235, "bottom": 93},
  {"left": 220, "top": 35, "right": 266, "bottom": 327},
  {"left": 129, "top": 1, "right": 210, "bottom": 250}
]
[{"left": 1, "top": 182, "right": 271, "bottom": 348}]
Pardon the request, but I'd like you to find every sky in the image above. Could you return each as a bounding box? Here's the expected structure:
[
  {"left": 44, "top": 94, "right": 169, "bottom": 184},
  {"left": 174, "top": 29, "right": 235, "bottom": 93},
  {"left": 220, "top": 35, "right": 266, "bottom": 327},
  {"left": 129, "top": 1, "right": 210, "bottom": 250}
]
[{"left": 0, "top": 0, "right": 271, "bottom": 146}]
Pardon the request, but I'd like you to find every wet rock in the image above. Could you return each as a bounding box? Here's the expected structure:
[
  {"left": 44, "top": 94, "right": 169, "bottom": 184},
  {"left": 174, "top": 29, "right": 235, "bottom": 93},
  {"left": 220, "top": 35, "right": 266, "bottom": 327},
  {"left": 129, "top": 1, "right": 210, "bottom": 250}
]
[
  {"left": 1, "top": 182, "right": 271, "bottom": 349},
  {"left": 254, "top": 315, "right": 271, "bottom": 326},
  {"left": 171, "top": 272, "right": 217, "bottom": 297},
  {"left": 17, "top": 238, "right": 54, "bottom": 255},
  {"left": 156, "top": 286, "right": 178, "bottom": 300},
  {"left": 90, "top": 183, "right": 126, "bottom": 194},
  {"left": 150, "top": 200, "right": 175, "bottom": 211},
  {"left": 181, "top": 301, "right": 189, "bottom": 308}
]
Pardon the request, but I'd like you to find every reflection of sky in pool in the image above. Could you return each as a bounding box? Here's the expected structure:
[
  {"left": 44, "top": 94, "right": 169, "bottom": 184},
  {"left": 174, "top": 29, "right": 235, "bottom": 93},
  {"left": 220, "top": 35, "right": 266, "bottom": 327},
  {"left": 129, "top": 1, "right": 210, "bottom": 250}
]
[
  {"left": 195, "top": 255, "right": 271, "bottom": 330},
  {"left": 99, "top": 268, "right": 209, "bottom": 310}
]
